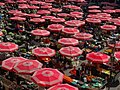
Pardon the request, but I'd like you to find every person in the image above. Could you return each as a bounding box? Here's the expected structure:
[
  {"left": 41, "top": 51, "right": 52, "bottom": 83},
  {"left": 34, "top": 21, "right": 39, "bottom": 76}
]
[{"left": 76, "top": 68, "right": 81, "bottom": 80}]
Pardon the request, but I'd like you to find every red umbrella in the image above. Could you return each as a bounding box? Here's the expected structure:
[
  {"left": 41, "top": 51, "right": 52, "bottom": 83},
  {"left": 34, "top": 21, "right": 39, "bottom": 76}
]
[
  {"left": 28, "top": 5, "right": 39, "bottom": 9},
  {"left": 2, "top": 57, "right": 26, "bottom": 71},
  {"left": 70, "top": 11, "right": 83, "bottom": 16},
  {"left": 87, "top": 14, "right": 98, "bottom": 18},
  {"left": 62, "top": 28, "right": 79, "bottom": 35},
  {"left": 31, "top": 68, "right": 63, "bottom": 87},
  {"left": 63, "top": 5, "right": 81, "bottom": 10},
  {"left": 10, "top": 16, "right": 26, "bottom": 21},
  {"left": 29, "top": 1, "right": 41, "bottom": 4},
  {"left": 47, "top": 24, "right": 64, "bottom": 32},
  {"left": 42, "top": 16, "right": 55, "bottom": 20},
  {"left": 103, "top": 10, "right": 115, "bottom": 13},
  {"left": 0, "top": 42, "right": 18, "bottom": 52},
  {"left": 114, "top": 52, "right": 120, "bottom": 61},
  {"left": 58, "top": 38, "right": 79, "bottom": 46},
  {"left": 50, "top": 8, "right": 62, "bottom": 13},
  {"left": 109, "top": 18, "right": 120, "bottom": 23},
  {"left": 108, "top": 41, "right": 120, "bottom": 49},
  {"left": 97, "top": 13, "right": 111, "bottom": 17},
  {"left": 89, "top": 10, "right": 101, "bottom": 13},
  {"left": 88, "top": 5, "right": 100, "bottom": 9},
  {"left": 37, "top": 10, "right": 51, "bottom": 15},
  {"left": 17, "top": 0, "right": 27, "bottom": 3},
  {"left": 32, "top": 47, "right": 56, "bottom": 57},
  {"left": 19, "top": 4, "right": 29, "bottom": 9},
  {"left": 27, "top": 14, "right": 40, "bottom": 18},
  {"left": 114, "top": 21, "right": 120, "bottom": 26},
  {"left": 13, "top": 60, "right": 43, "bottom": 74},
  {"left": 45, "top": 0, "right": 54, "bottom": 3},
  {"left": 8, "top": 10, "right": 22, "bottom": 14},
  {"left": 59, "top": 46, "right": 82, "bottom": 57},
  {"left": 70, "top": 12, "right": 83, "bottom": 18},
  {"left": 57, "top": 13, "right": 69, "bottom": 18},
  {"left": 41, "top": 5, "right": 52, "bottom": 9},
  {"left": 31, "top": 30, "right": 50, "bottom": 36},
  {"left": 50, "top": 18, "right": 65, "bottom": 23},
  {"left": 73, "top": 33, "right": 93, "bottom": 40},
  {"left": 30, "top": 18, "right": 45, "bottom": 23},
  {"left": 0, "top": 2, "right": 5, "bottom": 6},
  {"left": 65, "top": 20, "right": 85, "bottom": 27},
  {"left": 6, "top": 0, "right": 15, "bottom": 4},
  {"left": 115, "top": 9, "right": 120, "bottom": 13},
  {"left": 100, "top": 25, "right": 117, "bottom": 31},
  {"left": 98, "top": 16, "right": 111, "bottom": 21},
  {"left": 48, "top": 84, "right": 78, "bottom": 90},
  {"left": 86, "top": 52, "right": 110, "bottom": 63},
  {"left": 13, "top": 12, "right": 28, "bottom": 17},
  {"left": 86, "top": 18, "right": 101, "bottom": 24}
]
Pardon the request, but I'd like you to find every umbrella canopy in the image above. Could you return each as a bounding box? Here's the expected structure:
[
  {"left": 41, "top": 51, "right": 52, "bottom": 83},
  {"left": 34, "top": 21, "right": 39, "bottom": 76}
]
[
  {"left": 88, "top": 5, "right": 100, "bottom": 9},
  {"left": 59, "top": 46, "right": 82, "bottom": 57},
  {"left": 2, "top": 57, "right": 26, "bottom": 71},
  {"left": 13, "top": 60, "right": 43, "bottom": 74},
  {"left": 89, "top": 10, "right": 101, "bottom": 13},
  {"left": 10, "top": 16, "right": 26, "bottom": 21},
  {"left": 50, "top": 18, "right": 65, "bottom": 23},
  {"left": 114, "top": 52, "right": 120, "bottom": 61},
  {"left": 31, "top": 68, "right": 63, "bottom": 87},
  {"left": 27, "top": 14, "right": 40, "bottom": 18},
  {"left": 32, "top": 47, "right": 56, "bottom": 57},
  {"left": 100, "top": 25, "right": 117, "bottom": 31},
  {"left": 48, "top": 84, "right": 78, "bottom": 90},
  {"left": 58, "top": 38, "right": 79, "bottom": 46},
  {"left": 50, "top": 8, "right": 62, "bottom": 13},
  {"left": 0, "top": 42, "right": 18, "bottom": 52},
  {"left": 108, "top": 41, "right": 120, "bottom": 49},
  {"left": 47, "top": 24, "right": 64, "bottom": 32},
  {"left": 62, "top": 28, "right": 79, "bottom": 35},
  {"left": 31, "top": 30, "right": 50, "bottom": 36},
  {"left": 86, "top": 18, "right": 101, "bottom": 24},
  {"left": 30, "top": 18, "right": 45, "bottom": 23},
  {"left": 86, "top": 52, "right": 110, "bottom": 63},
  {"left": 73, "top": 33, "right": 93, "bottom": 40},
  {"left": 57, "top": 13, "right": 69, "bottom": 18},
  {"left": 37, "top": 10, "right": 51, "bottom": 15},
  {"left": 65, "top": 20, "right": 85, "bottom": 27},
  {"left": 42, "top": 16, "right": 55, "bottom": 20}
]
